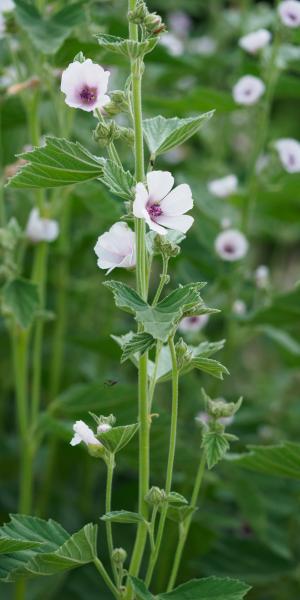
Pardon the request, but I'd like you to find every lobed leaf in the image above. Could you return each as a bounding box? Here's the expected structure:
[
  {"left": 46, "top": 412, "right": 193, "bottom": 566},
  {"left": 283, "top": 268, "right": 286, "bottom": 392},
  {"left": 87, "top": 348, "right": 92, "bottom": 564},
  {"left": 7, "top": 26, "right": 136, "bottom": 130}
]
[
  {"left": 143, "top": 112, "right": 214, "bottom": 157},
  {"left": 98, "top": 423, "right": 139, "bottom": 454},
  {"left": 202, "top": 431, "right": 230, "bottom": 470},
  {"left": 130, "top": 576, "right": 251, "bottom": 600},
  {"left": 95, "top": 34, "right": 158, "bottom": 59},
  {"left": 100, "top": 160, "right": 135, "bottom": 200},
  {"left": 7, "top": 137, "right": 105, "bottom": 189},
  {"left": 121, "top": 332, "right": 156, "bottom": 363}
]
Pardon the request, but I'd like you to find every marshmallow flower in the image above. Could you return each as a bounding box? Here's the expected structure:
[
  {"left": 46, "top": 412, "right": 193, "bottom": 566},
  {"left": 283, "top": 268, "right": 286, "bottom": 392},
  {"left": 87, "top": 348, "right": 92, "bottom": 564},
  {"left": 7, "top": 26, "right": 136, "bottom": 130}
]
[
  {"left": 239, "top": 29, "right": 271, "bottom": 54},
  {"left": 179, "top": 314, "right": 209, "bottom": 333},
  {"left": 278, "top": 1, "right": 300, "bottom": 27},
  {"left": 255, "top": 265, "right": 269, "bottom": 289},
  {"left": 215, "top": 229, "right": 248, "bottom": 261},
  {"left": 233, "top": 75, "right": 265, "bottom": 106},
  {"left": 160, "top": 33, "right": 184, "bottom": 56},
  {"left": 232, "top": 299, "right": 246, "bottom": 315},
  {"left": 94, "top": 222, "right": 136, "bottom": 274},
  {"left": 26, "top": 208, "right": 59, "bottom": 243},
  {"left": 275, "top": 138, "right": 300, "bottom": 173},
  {"left": 208, "top": 175, "right": 238, "bottom": 198},
  {"left": 133, "top": 171, "right": 194, "bottom": 236},
  {"left": 61, "top": 59, "right": 110, "bottom": 112},
  {"left": 70, "top": 420, "right": 101, "bottom": 447}
]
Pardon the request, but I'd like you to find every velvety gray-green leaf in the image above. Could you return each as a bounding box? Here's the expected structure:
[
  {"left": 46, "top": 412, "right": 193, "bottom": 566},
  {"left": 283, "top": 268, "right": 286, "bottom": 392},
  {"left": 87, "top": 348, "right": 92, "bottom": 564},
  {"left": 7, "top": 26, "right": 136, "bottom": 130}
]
[
  {"left": 121, "top": 332, "right": 155, "bottom": 363},
  {"left": 143, "top": 112, "right": 214, "bottom": 156},
  {"left": 100, "top": 160, "right": 135, "bottom": 200}
]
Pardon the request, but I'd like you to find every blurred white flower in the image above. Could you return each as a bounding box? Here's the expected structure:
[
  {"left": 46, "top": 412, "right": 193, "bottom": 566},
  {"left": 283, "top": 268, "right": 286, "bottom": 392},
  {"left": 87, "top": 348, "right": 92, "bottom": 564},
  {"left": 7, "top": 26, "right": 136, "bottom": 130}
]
[
  {"left": 189, "top": 36, "right": 217, "bottom": 56},
  {"left": 1, "top": 0, "right": 14, "bottom": 13},
  {"left": 255, "top": 265, "right": 269, "bottom": 289},
  {"left": 208, "top": 175, "right": 238, "bottom": 198},
  {"left": 94, "top": 222, "right": 136, "bottom": 274},
  {"left": 278, "top": 0, "right": 300, "bottom": 27},
  {"left": 133, "top": 170, "right": 194, "bottom": 235},
  {"left": 221, "top": 217, "right": 232, "bottom": 229},
  {"left": 97, "top": 423, "right": 112, "bottom": 434},
  {"left": 164, "top": 147, "right": 187, "bottom": 165},
  {"left": 160, "top": 33, "right": 184, "bottom": 56},
  {"left": 26, "top": 208, "right": 59, "bottom": 243},
  {"left": 215, "top": 229, "right": 248, "bottom": 261},
  {"left": 168, "top": 11, "right": 191, "bottom": 38},
  {"left": 179, "top": 314, "right": 209, "bottom": 333},
  {"left": 275, "top": 138, "right": 300, "bottom": 173},
  {"left": 239, "top": 29, "right": 271, "bottom": 54},
  {"left": 61, "top": 59, "right": 110, "bottom": 112},
  {"left": 233, "top": 75, "right": 265, "bottom": 105},
  {"left": 70, "top": 420, "right": 101, "bottom": 447},
  {"left": 195, "top": 411, "right": 209, "bottom": 425},
  {"left": 232, "top": 299, "right": 246, "bottom": 315}
]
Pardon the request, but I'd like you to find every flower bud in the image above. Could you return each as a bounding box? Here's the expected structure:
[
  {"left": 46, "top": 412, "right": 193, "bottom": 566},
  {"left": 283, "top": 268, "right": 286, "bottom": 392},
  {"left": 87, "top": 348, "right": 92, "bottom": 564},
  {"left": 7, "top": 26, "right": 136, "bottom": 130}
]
[
  {"left": 128, "top": 0, "right": 148, "bottom": 24},
  {"left": 153, "top": 234, "right": 180, "bottom": 258},
  {"left": 203, "top": 389, "right": 242, "bottom": 421},
  {"left": 104, "top": 90, "right": 129, "bottom": 116},
  {"left": 112, "top": 547, "right": 127, "bottom": 564},
  {"left": 144, "top": 13, "right": 166, "bottom": 35},
  {"left": 93, "top": 121, "right": 117, "bottom": 146},
  {"left": 175, "top": 337, "right": 192, "bottom": 369},
  {"left": 145, "top": 486, "right": 166, "bottom": 506}
]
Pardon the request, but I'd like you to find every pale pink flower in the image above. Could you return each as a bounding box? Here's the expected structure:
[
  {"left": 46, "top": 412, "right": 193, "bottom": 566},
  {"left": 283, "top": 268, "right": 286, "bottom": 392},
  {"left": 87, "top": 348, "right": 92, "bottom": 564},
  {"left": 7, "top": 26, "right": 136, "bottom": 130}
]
[
  {"left": 133, "top": 171, "right": 194, "bottom": 236},
  {"left": 215, "top": 229, "right": 248, "bottom": 261},
  {"left": 94, "top": 222, "right": 136, "bottom": 274},
  {"left": 233, "top": 75, "right": 265, "bottom": 105},
  {"left": 232, "top": 299, "right": 247, "bottom": 315},
  {"left": 275, "top": 138, "right": 300, "bottom": 173},
  {"left": 179, "top": 314, "right": 209, "bottom": 333},
  {"left": 70, "top": 420, "right": 101, "bottom": 447},
  {"left": 208, "top": 174, "right": 238, "bottom": 198},
  {"left": 61, "top": 59, "right": 110, "bottom": 112},
  {"left": 278, "top": 1, "right": 300, "bottom": 27},
  {"left": 168, "top": 11, "right": 191, "bottom": 38},
  {"left": 160, "top": 33, "right": 184, "bottom": 56},
  {"left": 190, "top": 36, "right": 217, "bottom": 56},
  {"left": 26, "top": 208, "right": 59, "bottom": 243},
  {"left": 239, "top": 29, "right": 271, "bottom": 54},
  {"left": 255, "top": 265, "right": 269, "bottom": 289}
]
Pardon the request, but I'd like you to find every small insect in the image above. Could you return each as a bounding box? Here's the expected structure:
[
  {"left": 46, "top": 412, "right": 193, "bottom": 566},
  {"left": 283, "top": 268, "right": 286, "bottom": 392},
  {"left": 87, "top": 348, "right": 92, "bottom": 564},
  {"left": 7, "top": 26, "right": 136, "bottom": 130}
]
[{"left": 104, "top": 379, "right": 118, "bottom": 387}]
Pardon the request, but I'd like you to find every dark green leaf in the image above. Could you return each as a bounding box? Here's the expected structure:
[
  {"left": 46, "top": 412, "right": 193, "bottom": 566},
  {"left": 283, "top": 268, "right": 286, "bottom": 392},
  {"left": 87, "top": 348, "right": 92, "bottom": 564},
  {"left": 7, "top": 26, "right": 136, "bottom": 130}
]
[
  {"left": 100, "top": 160, "right": 135, "bottom": 200},
  {"left": 166, "top": 492, "right": 188, "bottom": 505},
  {"left": 159, "top": 576, "right": 251, "bottom": 600},
  {"left": 121, "top": 332, "right": 155, "bottom": 363},
  {"left": 202, "top": 431, "right": 230, "bottom": 469},
  {"left": 143, "top": 112, "right": 214, "bottom": 157},
  {"left": 0, "top": 539, "right": 43, "bottom": 554},
  {"left": 190, "top": 357, "right": 229, "bottom": 380},
  {"left": 7, "top": 137, "right": 105, "bottom": 189},
  {"left": 229, "top": 442, "right": 300, "bottom": 480},
  {"left": 101, "top": 511, "right": 146, "bottom": 525},
  {"left": 3, "top": 278, "right": 39, "bottom": 328}
]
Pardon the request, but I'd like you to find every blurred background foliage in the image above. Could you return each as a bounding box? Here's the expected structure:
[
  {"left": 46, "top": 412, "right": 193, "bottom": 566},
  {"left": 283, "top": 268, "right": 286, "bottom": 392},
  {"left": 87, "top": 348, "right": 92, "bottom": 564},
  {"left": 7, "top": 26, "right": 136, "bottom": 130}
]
[{"left": 1, "top": 1, "right": 300, "bottom": 599}]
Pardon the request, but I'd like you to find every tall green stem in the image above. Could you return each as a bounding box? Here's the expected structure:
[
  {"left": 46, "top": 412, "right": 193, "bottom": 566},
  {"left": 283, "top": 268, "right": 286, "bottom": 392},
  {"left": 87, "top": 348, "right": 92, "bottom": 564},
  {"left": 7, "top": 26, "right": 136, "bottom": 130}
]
[
  {"left": 105, "top": 455, "right": 118, "bottom": 583},
  {"left": 31, "top": 241, "right": 48, "bottom": 423},
  {"left": 145, "top": 337, "right": 178, "bottom": 587},
  {"left": 93, "top": 558, "right": 120, "bottom": 600},
  {"left": 167, "top": 452, "right": 206, "bottom": 591}
]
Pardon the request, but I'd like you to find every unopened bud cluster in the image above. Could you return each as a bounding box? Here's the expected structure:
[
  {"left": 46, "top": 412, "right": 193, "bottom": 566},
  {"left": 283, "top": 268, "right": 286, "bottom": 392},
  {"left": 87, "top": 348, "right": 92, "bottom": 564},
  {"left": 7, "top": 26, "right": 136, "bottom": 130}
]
[
  {"left": 93, "top": 121, "right": 134, "bottom": 147},
  {"left": 175, "top": 338, "right": 193, "bottom": 369},
  {"left": 202, "top": 389, "right": 242, "bottom": 424},
  {"left": 128, "top": 0, "right": 166, "bottom": 36},
  {"left": 153, "top": 233, "right": 180, "bottom": 258},
  {"left": 104, "top": 90, "right": 129, "bottom": 117},
  {"left": 145, "top": 486, "right": 167, "bottom": 506},
  {"left": 112, "top": 547, "right": 127, "bottom": 565}
]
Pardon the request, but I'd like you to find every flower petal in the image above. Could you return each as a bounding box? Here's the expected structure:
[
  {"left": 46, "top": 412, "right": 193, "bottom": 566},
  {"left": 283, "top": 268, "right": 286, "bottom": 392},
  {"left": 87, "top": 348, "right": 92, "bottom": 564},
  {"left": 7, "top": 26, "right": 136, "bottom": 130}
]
[
  {"left": 147, "top": 219, "right": 168, "bottom": 235},
  {"left": 133, "top": 183, "right": 149, "bottom": 217},
  {"left": 155, "top": 214, "right": 194, "bottom": 233},
  {"left": 160, "top": 183, "right": 193, "bottom": 215},
  {"left": 146, "top": 170, "right": 174, "bottom": 202}
]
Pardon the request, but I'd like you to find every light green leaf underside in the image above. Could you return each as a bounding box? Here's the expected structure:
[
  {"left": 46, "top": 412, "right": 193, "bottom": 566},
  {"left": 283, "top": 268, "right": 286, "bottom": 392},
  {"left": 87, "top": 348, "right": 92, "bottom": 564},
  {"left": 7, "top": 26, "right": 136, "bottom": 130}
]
[
  {"left": 95, "top": 33, "right": 158, "bottom": 58},
  {"left": 2, "top": 278, "right": 39, "bottom": 329},
  {"left": 130, "top": 576, "right": 251, "bottom": 600},
  {"left": 98, "top": 423, "right": 139, "bottom": 454},
  {"left": 229, "top": 441, "right": 300, "bottom": 480},
  {"left": 7, "top": 137, "right": 105, "bottom": 189},
  {"left": 101, "top": 511, "right": 146, "bottom": 525},
  {"left": 143, "top": 112, "right": 214, "bottom": 156}
]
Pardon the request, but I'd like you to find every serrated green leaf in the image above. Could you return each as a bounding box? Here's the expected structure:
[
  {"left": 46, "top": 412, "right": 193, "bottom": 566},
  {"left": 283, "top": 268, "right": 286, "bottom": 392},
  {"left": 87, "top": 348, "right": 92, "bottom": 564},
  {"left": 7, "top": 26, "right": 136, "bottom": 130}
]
[
  {"left": 190, "top": 357, "right": 229, "bottom": 380},
  {"left": 166, "top": 492, "right": 188, "bottom": 505},
  {"left": 28, "top": 524, "right": 97, "bottom": 576},
  {"left": 101, "top": 511, "right": 146, "bottom": 525},
  {"left": 7, "top": 137, "right": 105, "bottom": 189},
  {"left": 14, "top": 0, "right": 86, "bottom": 55},
  {"left": 2, "top": 278, "right": 39, "bottom": 329},
  {"left": 105, "top": 281, "right": 209, "bottom": 342},
  {"left": 121, "top": 332, "right": 155, "bottom": 363},
  {"left": 0, "top": 538, "right": 43, "bottom": 554},
  {"left": 202, "top": 431, "right": 230, "bottom": 469},
  {"left": 159, "top": 576, "right": 251, "bottom": 600},
  {"left": 100, "top": 160, "right": 135, "bottom": 200},
  {"left": 143, "top": 112, "right": 214, "bottom": 157},
  {"left": 98, "top": 423, "right": 139, "bottom": 454},
  {"left": 229, "top": 441, "right": 300, "bottom": 480},
  {"left": 95, "top": 34, "right": 158, "bottom": 59}
]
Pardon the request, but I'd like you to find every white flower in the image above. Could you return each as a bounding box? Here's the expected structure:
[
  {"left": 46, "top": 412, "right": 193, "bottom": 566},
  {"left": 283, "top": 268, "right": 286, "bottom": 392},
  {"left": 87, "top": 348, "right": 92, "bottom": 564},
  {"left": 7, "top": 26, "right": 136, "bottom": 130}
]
[
  {"left": 133, "top": 171, "right": 194, "bottom": 236},
  {"left": 232, "top": 299, "right": 246, "bottom": 315},
  {"left": 195, "top": 411, "right": 210, "bottom": 426},
  {"left": 179, "top": 314, "right": 209, "bottom": 333},
  {"left": 1, "top": 0, "right": 14, "bottom": 13},
  {"left": 208, "top": 174, "right": 238, "bottom": 198},
  {"left": 238, "top": 29, "right": 271, "bottom": 54},
  {"left": 233, "top": 75, "right": 265, "bottom": 105},
  {"left": 70, "top": 420, "right": 101, "bottom": 447},
  {"left": 255, "top": 265, "right": 269, "bottom": 289},
  {"left": 168, "top": 11, "right": 191, "bottom": 38},
  {"left": 190, "top": 36, "right": 217, "bottom": 56},
  {"left": 61, "top": 59, "right": 110, "bottom": 112},
  {"left": 160, "top": 33, "right": 184, "bottom": 56},
  {"left": 215, "top": 229, "right": 248, "bottom": 261},
  {"left": 278, "top": 0, "right": 300, "bottom": 27},
  {"left": 94, "top": 222, "right": 136, "bottom": 274},
  {"left": 97, "top": 423, "right": 112, "bottom": 434},
  {"left": 26, "top": 208, "right": 59, "bottom": 243},
  {"left": 275, "top": 138, "right": 300, "bottom": 173}
]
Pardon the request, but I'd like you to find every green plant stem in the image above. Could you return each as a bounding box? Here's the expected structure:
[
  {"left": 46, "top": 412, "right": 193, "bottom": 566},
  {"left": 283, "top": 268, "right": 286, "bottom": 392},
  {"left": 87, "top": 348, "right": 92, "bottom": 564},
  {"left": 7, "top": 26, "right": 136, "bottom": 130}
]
[
  {"left": 105, "top": 455, "right": 118, "bottom": 583},
  {"left": 167, "top": 451, "right": 206, "bottom": 591},
  {"left": 145, "top": 337, "right": 178, "bottom": 587},
  {"left": 31, "top": 241, "right": 48, "bottom": 423},
  {"left": 148, "top": 341, "right": 162, "bottom": 411},
  {"left": 93, "top": 557, "right": 120, "bottom": 600},
  {"left": 125, "top": 2, "right": 150, "bottom": 596},
  {"left": 152, "top": 257, "right": 169, "bottom": 306}
]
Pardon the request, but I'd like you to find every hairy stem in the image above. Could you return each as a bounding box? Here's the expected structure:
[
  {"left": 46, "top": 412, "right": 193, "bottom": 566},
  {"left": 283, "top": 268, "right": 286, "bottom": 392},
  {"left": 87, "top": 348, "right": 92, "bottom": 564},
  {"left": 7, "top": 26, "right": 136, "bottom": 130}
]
[
  {"left": 145, "top": 337, "right": 178, "bottom": 587},
  {"left": 93, "top": 557, "right": 120, "bottom": 600},
  {"left": 105, "top": 454, "right": 118, "bottom": 583},
  {"left": 167, "top": 451, "right": 206, "bottom": 591}
]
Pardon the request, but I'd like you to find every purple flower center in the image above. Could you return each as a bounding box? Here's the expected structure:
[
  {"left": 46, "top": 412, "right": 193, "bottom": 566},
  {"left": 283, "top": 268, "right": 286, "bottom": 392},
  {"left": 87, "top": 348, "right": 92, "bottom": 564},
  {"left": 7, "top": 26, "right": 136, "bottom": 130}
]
[
  {"left": 288, "top": 11, "right": 297, "bottom": 21},
  {"left": 223, "top": 243, "right": 235, "bottom": 254},
  {"left": 80, "top": 86, "right": 97, "bottom": 105},
  {"left": 288, "top": 153, "right": 296, "bottom": 166},
  {"left": 148, "top": 203, "right": 163, "bottom": 219},
  {"left": 189, "top": 316, "right": 200, "bottom": 324}
]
